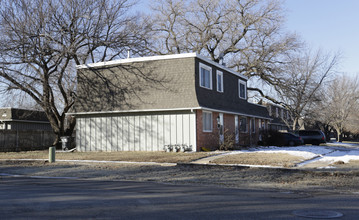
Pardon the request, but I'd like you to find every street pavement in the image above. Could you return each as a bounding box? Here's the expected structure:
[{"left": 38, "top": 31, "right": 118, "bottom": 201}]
[{"left": 0, "top": 176, "right": 358, "bottom": 219}]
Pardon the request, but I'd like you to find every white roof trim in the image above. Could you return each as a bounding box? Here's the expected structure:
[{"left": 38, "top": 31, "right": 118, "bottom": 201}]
[
  {"left": 77, "top": 53, "right": 197, "bottom": 69},
  {"left": 0, "top": 119, "right": 50, "bottom": 124},
  {"left": 76, "top": 52, "right": 248, "bottom": 80},
  {"left": 67, "top": 107, "right": 201, "bottom": 116}
]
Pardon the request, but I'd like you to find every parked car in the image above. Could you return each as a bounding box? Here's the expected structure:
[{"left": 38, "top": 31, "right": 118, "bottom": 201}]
[
  {"left": 295, "top": 130, "right": 326, "bottom": 145},
  {"left": 263, "top": 131, "right": 304, "bottom": 146}
]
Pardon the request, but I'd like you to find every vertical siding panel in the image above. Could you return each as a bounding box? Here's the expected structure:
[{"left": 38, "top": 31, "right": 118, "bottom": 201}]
[
  {"left": 91, "top": 117, "right": 95, "bottom": 151},
  {"left": 133, "top": 116, "right": 137, "bottom": 151},
  {"left": 121, "top": 116, "right": 128, "bottom": 151},
  {"left": 111, "top": 117, "right": 117, "bottom": 151},
  {"left": 152, "top": 115, "right": 158, "bottom": 151},
  {"left": 177, "top": 114, "right": 183, "bottom": 145},
  {"left": 139, "top": 116, "right": 146, "bottom": 151},
  {"left": 81, "top": 118, "right": 85, "bottom": 152},
  {"left": 183, "top": 114, "right": 190, "bottom": 146},
  {"left": 106, "top": 117, "right": 112, "bottom": 152},
  {"left": 116, "top": 116, "right": 120, "bottom": 151},
  {"left": 163, "top": 115, "right": 171, "bottom": 145},
  {"left": 76, "top": 118, "right": 81, "bottom": 151},
  {"left": 190, "top": 114, "right": 196, "bottom": 151},
  {"left": 145, "top": 115, "right": 151, "bottom": 151},
  {"left": 95, "top": 117, "right": 101, "bottom": 151},
  {"left": 158, "top": 114, "right": 164, "bottom": 151},
  {"left": 85, "top": 118, "right": 90, "bottom": 151},
  {"left": 98, "top": 117, "right": 103, "bottom": 151},
  {"left": 136, "top": 115, "right": 141, "bottom": 151},
  {"left": 101, "top": 117, "right": 107, "bottom": 151},
  {"left": 77, "top": 112, "right": 195, "bottom": 152},
  {"left": 129, "top": 116, "right": 135, "bottom": 151},
  {"left": 170, "top": 115, "right": 177, "bottom": 144},
  {"left": 97, "top": 117, "right": 102, "bottom": 151},
  {"left": 118, "top": 116, "right": 123, "bottom": 151}
]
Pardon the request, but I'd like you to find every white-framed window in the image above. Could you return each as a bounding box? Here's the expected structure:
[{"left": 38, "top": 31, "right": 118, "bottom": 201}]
[
  {"left": 238, "top": 79, "right": 247, "bottom": 99},
  {"left": 239, "top": 117, "right": 247, "bottom": 133},
  {"left": 250, "top": 118, "right": 255, "bottom": 133},
  {"left": 202, "top": 111, "right": 213, "bottom": 132},
  {"left": 216, "top": 70, "right": 223, "bottom": 93},
  {"left": 281, "top": 109, "right": 284, "bottom": 119},
  {"left": 199, "top": 63, "right": 212, "bottom": 90}
]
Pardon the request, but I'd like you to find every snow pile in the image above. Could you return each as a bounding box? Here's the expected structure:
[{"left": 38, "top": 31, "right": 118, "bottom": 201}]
[
  {"left": 318, "top": 150, "right": 359, "bottom": 163},
  {"left": 245, "top": 145, "right": 359, "bottom": 165}
]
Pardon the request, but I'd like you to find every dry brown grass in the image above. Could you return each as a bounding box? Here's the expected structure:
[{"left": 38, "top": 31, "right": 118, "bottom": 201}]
[
  {"left": 211, "top": 152, "right": 306, "bottom": 167},
  {"left": 0, "top": 150, "right": 212, "bottom": 163}
]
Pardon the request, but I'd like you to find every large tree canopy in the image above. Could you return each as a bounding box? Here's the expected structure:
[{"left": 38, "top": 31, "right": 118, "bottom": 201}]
[
  {"left": 146, "top": 0, "right": 300, "bottom": 85},
  {"left": 0, "top": 0, "right": 149, "bottom": 146}
]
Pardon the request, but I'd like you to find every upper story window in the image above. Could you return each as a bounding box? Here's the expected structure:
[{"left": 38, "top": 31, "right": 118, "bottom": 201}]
[
  {"left": 216, "top": 70, "right": 223, "bottom": 93},
  {"left": 199, "top": 63, "right": 212, "bottom": 90},
  {"left": 238, "top": 79, "right": 247, "bottom": 99}
]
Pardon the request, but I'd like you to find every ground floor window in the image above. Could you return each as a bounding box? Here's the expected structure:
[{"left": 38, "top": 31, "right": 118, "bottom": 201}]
[
  {"left": 240, "top": 117, "right": 247, "bottom": 133},
  {"left": 202, "top": 111, "right": 213, "bottom": 132}
]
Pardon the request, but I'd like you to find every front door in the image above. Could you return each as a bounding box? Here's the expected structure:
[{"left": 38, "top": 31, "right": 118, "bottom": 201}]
[
  {"left": 235, "top": 115, "right": 239, "bottom": 144},
  {"left": 219, "top": 113, "right": 224, "bottom": 144}
]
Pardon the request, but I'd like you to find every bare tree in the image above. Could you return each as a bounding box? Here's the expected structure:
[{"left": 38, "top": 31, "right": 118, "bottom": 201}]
[
  {"left": 272, "top": 50, "right": 340, "bottom": 131},
  {"left": 146, "top": 0, "right": 300, "bottom": 92},
  {"left": 319, "top": 74, "right": 359, "bottom": 142},
  {"left": 0, "top": 0, "right": 149, "bottom": 147}
]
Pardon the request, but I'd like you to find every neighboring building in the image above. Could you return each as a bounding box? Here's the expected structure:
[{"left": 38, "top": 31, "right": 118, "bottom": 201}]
[
  {"left": 72, "top": 53, "right": 271, "bottom": 152},
  {"left": 0, "top": 108, "right": 52, "bottom": 131},
  {"left": 263, "top": 103, "right": 291, "bottom": 132}
]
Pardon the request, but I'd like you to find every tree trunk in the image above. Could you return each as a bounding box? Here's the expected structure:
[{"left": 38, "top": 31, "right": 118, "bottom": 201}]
[
  {"left": 337, "top": 131, "right": 342, "bottom": 142},
  {"left": 292, "top": 118, "right": 298, "bottom": 131},
  {"left": 51, "top": 116, "right": 76, "bottom": 149}
]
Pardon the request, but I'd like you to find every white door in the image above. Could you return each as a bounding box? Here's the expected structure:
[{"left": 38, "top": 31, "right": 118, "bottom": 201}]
[
  {"left": 219, "top": 113, "right": 224, "bottom": 144},
  {"left": 235, "top": 115, "right": 239, "bottom": 144}
]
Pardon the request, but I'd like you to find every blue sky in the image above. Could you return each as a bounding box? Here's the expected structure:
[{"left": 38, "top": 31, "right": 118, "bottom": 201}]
[{"left": 284, "top": 0, "right": 359, "bottom": 75}]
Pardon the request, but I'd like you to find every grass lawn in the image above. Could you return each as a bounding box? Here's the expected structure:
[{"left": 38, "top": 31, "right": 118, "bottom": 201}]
[
  {"left": 211, "top": 152, "right": 306, "bottom": 168},
  {"left": 0, "top": 150, "right": 214, "bottom": 163}
]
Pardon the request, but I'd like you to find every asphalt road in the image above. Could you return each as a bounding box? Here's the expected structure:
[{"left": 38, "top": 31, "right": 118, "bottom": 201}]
[{"left": 0, "top": 176, "right": 358, "bottom": 219}]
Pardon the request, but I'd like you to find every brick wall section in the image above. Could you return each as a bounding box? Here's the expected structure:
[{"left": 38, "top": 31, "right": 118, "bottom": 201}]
[
  {"left": 196, "top": 110, "right": 268, "bottom": 150},
  {"left": 196, "top": 110, "right": 219, "bottom": 151}
]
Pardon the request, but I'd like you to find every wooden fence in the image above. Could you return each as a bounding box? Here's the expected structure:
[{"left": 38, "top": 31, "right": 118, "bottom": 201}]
[{"left": 0, "top": 130, "right": 55, "bottom": 152}]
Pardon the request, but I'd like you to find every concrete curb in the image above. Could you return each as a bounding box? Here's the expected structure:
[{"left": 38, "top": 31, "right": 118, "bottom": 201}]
[
  {"left": 0, "top": 159, "right": 176, "bottom": 167},
  {"left": 177, "top": 162, "right": 301, "bottom": 172}
]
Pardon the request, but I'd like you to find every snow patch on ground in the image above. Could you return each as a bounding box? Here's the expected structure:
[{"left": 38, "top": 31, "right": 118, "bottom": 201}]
[{"left": 230, "top": 144, "right": 359, "bottom": 166}]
